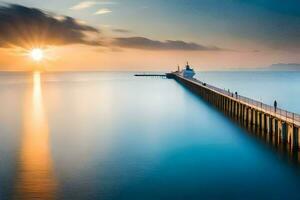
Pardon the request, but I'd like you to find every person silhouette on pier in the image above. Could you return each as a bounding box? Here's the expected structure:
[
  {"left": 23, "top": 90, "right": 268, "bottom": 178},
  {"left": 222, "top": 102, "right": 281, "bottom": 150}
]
[{"left": 274, "top": 100, "right": 277, "bottom": 112}]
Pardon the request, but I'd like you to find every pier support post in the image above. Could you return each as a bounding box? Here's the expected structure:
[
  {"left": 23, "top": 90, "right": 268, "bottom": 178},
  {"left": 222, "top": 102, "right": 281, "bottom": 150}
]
[
  {"left": 272, "top": 118, "right": 275, "bottom": 133},
  {"left": 228, "top": 99, "right": 231, "bottom": 114},
  {"left": 242, "top": 105, "right": 245, "bottom": 120},
  {"left": 245, "top": 106, "right": 249, "bottom": 122},
  {"left": 261, "top": 113, "right": 265, "bottom": 131},
  {"left": 248, "top": 109, "right": 252, "bottom": 125},
  {"left": 273, "top": 119, "right": 279, "bottom": 143},
  {"left": 239, "top": 103, "right": 243, "bottom": 119},
  {"left": 263, "top": 114, "right": 267, "bottom": 132},
  {"left": 293, "top": 127, "right": 299, "bottom": 149},
  {"left": 233, "top": 101, "right": 236, "bottom": 116},
  {"left": 281, "top": 122, "right": 287, "bottom": 143},
  {"left": 228, "top": 99, "right": 232, "bottom": 115},
  {"left": 227, "top": 98, "right": 230, "bottom": 113},
  {"left": 259, "top": 112, "right": 262, "bottom": 130},
  {"left": 233, "top": 101, "right": 238, "bottom": 117},
  {"left": 270, "top": 116, "right": 273, "bottom": 134},
  {"left": 266, "top": 115, "right": 269, "bottom": 133},
  {"left": 266, "top": 115, "right": 270, "bottom": 133},
  {"left": 287, "top": 124, "right": 293, "bottom": 144},
  {"left": 256, "top": 111, "right": 260, "bottom": 128},
  {"left": 252, "top": 109, "right": 256, "bottom": 125},
  {"left": 293, "top": 127, "right": 300, "bottom": 149}
]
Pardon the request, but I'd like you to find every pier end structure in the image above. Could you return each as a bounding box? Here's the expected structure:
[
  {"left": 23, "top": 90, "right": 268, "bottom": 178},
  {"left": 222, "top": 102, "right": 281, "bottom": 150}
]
[{"left": 168, "top": 73, "right": 300, "bottom": 150}]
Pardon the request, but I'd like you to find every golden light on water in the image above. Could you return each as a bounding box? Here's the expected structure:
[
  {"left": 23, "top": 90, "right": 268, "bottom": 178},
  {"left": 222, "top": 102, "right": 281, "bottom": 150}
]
[
  {"left": 30, "top": 48, "right": 44, "bottom": 62},
  {"left": 14, "top": 72, "right": 56, "bottom": 199}
]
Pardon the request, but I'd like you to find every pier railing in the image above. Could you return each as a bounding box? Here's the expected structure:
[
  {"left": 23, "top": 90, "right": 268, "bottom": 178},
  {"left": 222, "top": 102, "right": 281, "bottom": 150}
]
[{"left": 189, "top": 77, "right": 300, "bottom": 126}]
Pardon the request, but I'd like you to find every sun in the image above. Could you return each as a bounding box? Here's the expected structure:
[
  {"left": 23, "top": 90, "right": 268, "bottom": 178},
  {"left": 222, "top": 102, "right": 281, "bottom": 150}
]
[{"left": 30, "top": 48, "right": 44, "bottom": 61}]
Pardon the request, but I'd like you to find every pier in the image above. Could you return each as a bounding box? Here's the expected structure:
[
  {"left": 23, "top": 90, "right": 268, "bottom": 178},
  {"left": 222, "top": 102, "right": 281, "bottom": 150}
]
[
  {"left": 168, "top": 72, "right": 300, "bottom": 150},
  {"left": 135, "top": 74, "right": 166, "bottom": 77}
]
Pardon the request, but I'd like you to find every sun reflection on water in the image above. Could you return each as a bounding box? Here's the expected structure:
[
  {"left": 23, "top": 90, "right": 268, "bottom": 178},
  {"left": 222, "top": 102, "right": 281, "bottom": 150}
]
[{"left": 14, "top": 71, "right": 56, "bottom": 199}]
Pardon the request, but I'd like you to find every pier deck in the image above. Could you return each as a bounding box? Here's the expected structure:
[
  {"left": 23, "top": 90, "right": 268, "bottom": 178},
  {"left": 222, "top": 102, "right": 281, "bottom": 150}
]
[{"left": 135, "top": 74, "right": 166, "bottom": 77}]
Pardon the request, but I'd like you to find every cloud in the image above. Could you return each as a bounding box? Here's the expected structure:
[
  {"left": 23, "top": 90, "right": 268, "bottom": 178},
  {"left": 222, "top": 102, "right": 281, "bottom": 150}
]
[
  {"left": 70, "top": 1, "right": 117, "bottom": 10},
  {"left": 0, "top": 4, "right": 102, "bottom": 48},
  {"left": 70, "top": 1, "right": 97, "bottom": 10},
  {"left": 112, "top": 29, "right": 131, "bottom": 33},
  {"left": 96, "top": 1, "right": 117, "bottom": 5},
  {"left": 112, "top": 37, "right": 226, "bottom": 51},
  {"left": 0, "top": 4, "right": 228, "bottom": 53},
  {"left": 94, "top": 8, "right": 112, "bottom": 15}
]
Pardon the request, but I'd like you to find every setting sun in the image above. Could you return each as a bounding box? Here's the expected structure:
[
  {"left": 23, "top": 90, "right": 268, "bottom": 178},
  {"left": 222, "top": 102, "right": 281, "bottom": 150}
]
[{"left": 30, "top": 48, "right": 44, "bottom": 61}]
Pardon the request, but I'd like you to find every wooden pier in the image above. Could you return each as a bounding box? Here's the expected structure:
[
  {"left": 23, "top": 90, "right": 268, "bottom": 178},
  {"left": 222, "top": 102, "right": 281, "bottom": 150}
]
[{"left": 169, "top": 72, "right": 300, "bottom": 150}]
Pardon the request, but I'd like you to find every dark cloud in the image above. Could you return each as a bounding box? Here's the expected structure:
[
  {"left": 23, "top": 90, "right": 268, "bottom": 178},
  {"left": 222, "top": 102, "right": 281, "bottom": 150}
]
[
  {"left": 113, "top": 37, "right": 226, "bottom": 51},
  {"left": 0, "top": 4, "right": 101, "bottom": 48},
  {"left": 0, "top": 4, "right": 229, "bottom": 52}
]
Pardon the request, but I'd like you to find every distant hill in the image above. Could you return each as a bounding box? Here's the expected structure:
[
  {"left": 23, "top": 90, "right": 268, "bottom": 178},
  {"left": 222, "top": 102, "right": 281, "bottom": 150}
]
[{"left": 269, "top": 63, "right": 300, "bottom": 71}]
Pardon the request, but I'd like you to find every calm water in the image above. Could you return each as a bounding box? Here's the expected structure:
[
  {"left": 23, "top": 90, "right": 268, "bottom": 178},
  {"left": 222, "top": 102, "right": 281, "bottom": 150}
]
[{"left": 0, "top": 71, "right": 300, "bottom": 200}]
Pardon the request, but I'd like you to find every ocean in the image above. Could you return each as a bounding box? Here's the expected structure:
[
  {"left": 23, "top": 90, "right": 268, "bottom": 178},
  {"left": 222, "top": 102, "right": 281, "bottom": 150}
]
[{"left": 0, "top": 71, "right": 300, "bottom": 199}]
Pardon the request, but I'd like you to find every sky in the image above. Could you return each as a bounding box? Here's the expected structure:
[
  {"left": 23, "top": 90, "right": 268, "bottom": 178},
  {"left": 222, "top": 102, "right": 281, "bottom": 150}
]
[{"left": 0, "top": 0, "right": 300, "bottom": 71}]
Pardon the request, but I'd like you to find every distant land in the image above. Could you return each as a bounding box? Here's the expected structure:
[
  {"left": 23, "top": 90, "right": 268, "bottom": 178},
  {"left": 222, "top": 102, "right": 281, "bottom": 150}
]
[{"left": 269, "top": 63, "right": 300, "bottom": 71}]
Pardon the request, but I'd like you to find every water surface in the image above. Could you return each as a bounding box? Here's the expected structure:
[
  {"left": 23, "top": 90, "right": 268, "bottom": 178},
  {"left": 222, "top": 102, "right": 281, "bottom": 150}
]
[{"left": 0, "top": 71, "right": 300, "bottom": 200}]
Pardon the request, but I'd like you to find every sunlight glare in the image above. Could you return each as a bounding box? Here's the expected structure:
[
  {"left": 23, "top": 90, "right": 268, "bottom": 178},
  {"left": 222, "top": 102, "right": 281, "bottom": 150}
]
[{"left": 30, "top": 48, "right": 44, "bottom": 61}]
